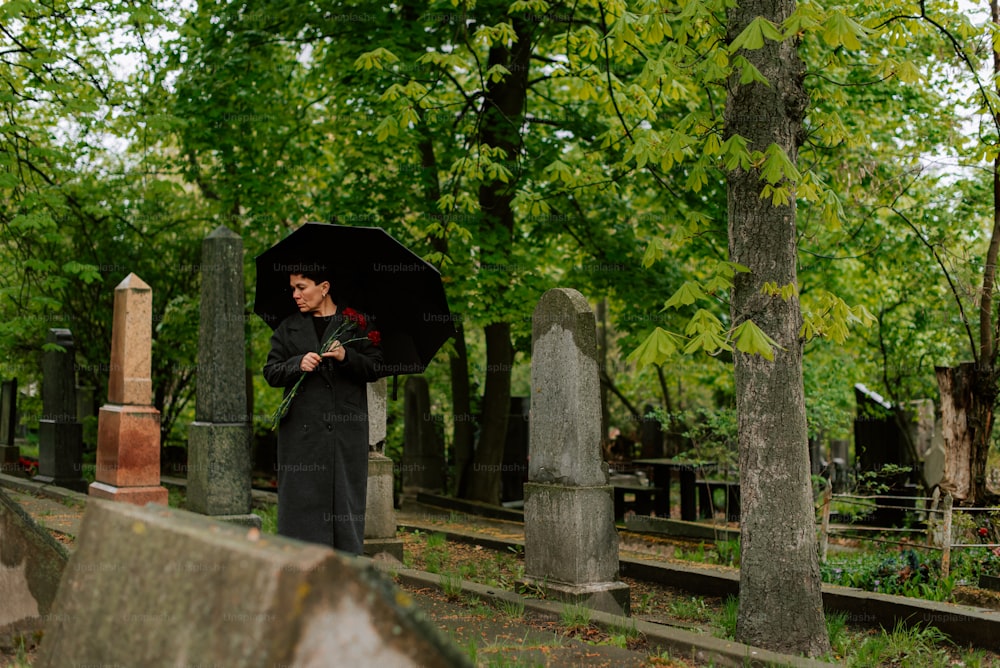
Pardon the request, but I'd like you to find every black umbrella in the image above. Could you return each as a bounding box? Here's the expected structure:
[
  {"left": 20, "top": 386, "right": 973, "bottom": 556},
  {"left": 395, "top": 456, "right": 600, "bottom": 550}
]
[{"left": 254, "top": 223, "right": 456, "bottom": 376}]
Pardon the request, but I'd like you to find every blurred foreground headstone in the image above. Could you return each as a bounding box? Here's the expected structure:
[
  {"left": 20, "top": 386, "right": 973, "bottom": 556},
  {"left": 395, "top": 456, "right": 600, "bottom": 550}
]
[{"left": 36, "top": 500, "right": 469, "bottom": 667}]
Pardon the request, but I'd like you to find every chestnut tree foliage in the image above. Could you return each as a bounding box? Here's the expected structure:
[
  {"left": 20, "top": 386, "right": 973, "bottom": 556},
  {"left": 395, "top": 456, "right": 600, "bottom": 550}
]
[{"left": 2, "top": 0, "right": 1000, "bottom": 654}]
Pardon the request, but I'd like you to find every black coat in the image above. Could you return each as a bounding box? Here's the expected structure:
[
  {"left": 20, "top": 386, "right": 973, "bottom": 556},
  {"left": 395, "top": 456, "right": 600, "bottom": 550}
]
[{"left": 263, "top": 309, "right": 383, "bottom": 554}]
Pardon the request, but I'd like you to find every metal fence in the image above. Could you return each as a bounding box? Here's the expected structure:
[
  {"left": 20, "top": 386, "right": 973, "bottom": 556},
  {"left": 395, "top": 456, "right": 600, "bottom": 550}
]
[{"left": 817, "top": 484, "right": 1000, "bottom": 578}]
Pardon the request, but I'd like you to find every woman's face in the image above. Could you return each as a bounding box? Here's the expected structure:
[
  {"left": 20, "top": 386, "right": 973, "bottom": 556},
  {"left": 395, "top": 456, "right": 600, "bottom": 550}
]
[{"left": 289, "top": 274, "right": 329, "bottom": 314}]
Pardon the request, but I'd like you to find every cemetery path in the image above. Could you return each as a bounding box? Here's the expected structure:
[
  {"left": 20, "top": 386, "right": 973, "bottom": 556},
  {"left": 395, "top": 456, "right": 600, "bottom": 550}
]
[{"left": 401, "top": 586, "right": 654, "bottom": 667}]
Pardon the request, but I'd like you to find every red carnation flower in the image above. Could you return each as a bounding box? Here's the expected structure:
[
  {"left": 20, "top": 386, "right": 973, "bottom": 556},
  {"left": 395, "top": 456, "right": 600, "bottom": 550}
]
[
  {"left": 342, "top": 307, "right": 366, "bottom": 330},
  {"left": 980, "top": 527, "right": 989, "bottom": 537},
  {"left": 367, "top": 330, "right": 382, "bottom": 346}
]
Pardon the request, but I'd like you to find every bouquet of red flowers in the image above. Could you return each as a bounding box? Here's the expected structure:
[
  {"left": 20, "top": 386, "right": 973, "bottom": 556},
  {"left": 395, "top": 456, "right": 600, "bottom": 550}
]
[{"left": 271, "top": 308, "right": 380, "bottom": 426}]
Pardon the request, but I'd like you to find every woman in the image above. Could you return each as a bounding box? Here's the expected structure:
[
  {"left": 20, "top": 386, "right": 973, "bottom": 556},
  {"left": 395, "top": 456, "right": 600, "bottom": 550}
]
[{"left": 263, "top": 270, "right": 382, "bottom": 554}]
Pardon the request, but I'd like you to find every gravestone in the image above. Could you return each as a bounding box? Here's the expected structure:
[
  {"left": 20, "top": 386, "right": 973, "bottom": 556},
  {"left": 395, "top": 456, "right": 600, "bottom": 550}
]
[
  {"left": 501, "top": 397, "right": 529, "bottom": 503},
  {"left": 0, "top": 488, "right": 68, "bottom": 645},
  {"left": 35, "top": 329, "right": 86, "bottom": 491},
  {"left": 522, "top": 288, "right": 630, "bottom": 615},
  {"left": 88, "top": 273, "right": 168, "bottom": 506},
  {"left": 402, "top": 376, "right": 445, "bottom": 495},
  {"left": 923, "top": 420, "right": 947, "bottom": 490},
  {"left": 76, "top": 385, "right": 96, "bottom": 451},
  {"left": 639, "top": 403, "right": 663, "bottom": 458},
  {"left": 35, "top": 500, "right": 468, "bottom": 668},
  {"left": 0, "top": 380, "right": 17, "bottom": 467},
  {"left": 186, "top": 227, "right": 259, "bottom": 528},
  {"left": 365, "top": 378, "right": 403, "bottom": 561},
  {"left": 830, "top": 439, "right": 850, "bottom": 493}
]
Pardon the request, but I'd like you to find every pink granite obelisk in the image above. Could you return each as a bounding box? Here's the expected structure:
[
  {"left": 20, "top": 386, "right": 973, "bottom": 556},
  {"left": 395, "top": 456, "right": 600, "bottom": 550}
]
[{"left": 88, "top": 273, "right": 168, "bottom": 505}]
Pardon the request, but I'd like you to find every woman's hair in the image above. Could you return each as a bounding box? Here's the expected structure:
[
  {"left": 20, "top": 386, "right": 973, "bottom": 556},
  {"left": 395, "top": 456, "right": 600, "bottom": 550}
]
[{"left": 296, "top": 269, "right": 332, "bottom": 288}]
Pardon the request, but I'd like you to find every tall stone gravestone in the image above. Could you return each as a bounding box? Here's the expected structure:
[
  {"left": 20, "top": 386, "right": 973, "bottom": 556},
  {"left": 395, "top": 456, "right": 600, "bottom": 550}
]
[
  {"left": 88, "top": 273, "right": 168, "bottom": 505},
  {"left": 402, "top": 376, "right": 445, "bottom": 495},
  {"left": 0, "top": 379, "right": 17, "bottom": 467},
  {"left": 365, "top": 378, "right": 403, "bottom": 560},
  {"left": 35, "top": 329, "right": 86, "bottom": 491},
  {"left": 187, "top": 226, "right": 259, "bottom": 527},
  {"left": 522, "top": 288, "right": 630, "bottom": 615}
]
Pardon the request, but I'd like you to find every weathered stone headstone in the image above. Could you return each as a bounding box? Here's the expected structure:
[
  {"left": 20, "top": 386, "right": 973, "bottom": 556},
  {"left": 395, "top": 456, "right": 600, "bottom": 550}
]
[
  {"left": 88, "top": 273, "right": 168, "bottom": 506},
  {"left": 402, "top": 376, "right": 445, "bottom": 495},
  {"left": 522, "top": 288, "right": 630, "bottom": 615},
  {"left": 0, "top": 488, "right": 68, "bottom": 645},
  {"left": 904, "top": 399, "right": 936, "bottom": 458},
  {"left": 923, "top": 419, "right": 947, "bottom": 490},
  {"left": 0, "top": 379, "right": 18, "bottom": 467},
  {"left": 36, "top": 500, "right": 467, "bottom": 667},
  {"left": 35, "top": 329, "right": 86, "bottom": 492},
  {"left": 186, "top": 227, "right": 259, "bottom": 528},
  {"left": 365, "top": 378, "right": 403, "bottom": 561}
]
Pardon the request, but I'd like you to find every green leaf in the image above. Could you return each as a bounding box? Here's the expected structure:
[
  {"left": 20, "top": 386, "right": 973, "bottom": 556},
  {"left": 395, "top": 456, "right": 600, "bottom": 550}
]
[
  {"left": 760, "top": 143, "right": 800, "bottom": 185},
  {"left": 732, "top": 55, "right": 770, "bottom": 86},
  {"left": 626, "top": 327, "right": 687, "bottom": 367},
  {"left": 731, "top": 320, "right": 780, "bottom": 360},
  {"left": 730, "top": 16, "right": 784, "bottom": 52},
  {"left": 822, "top": 10, "right": 869, "bottom": 50},
  {"left": 664, "top": 281, "right": 708, "bottom": 309},
  {"left": 683, "top": 310, "right": 732, "bottom": 354},
  {"left": 354, "top": 48, "right": 399, "bottom": 71}
]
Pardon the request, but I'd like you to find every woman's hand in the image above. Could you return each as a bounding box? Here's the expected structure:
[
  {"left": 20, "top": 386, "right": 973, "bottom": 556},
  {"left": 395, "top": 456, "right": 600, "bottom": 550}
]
[
  {"left": 299, "top": 352, "right": 324, "bottom": 372},
  {"left": 321, "top": 340, "right": 346, "bottom": 362}
]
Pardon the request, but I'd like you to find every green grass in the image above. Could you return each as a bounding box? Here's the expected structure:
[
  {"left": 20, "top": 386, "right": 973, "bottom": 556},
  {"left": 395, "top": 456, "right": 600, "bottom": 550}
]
[
  {"left": 712, "top": 595, "right": 739, "bottom": 639},
  {"left": 440, "top": 573, "right": 463, "bottom": 601},
  {"left": 668, "top": 596, "right": 713, "bottom": 623},
  {"left": 423, "top": 532, "right": 449, "bottom": 574},
  {"left": 846, "top": 620, "right": 954, "bottom": 667},
  {"left": 558, "top": 603, "right": 592, "bottom": 632},
  {"left": 253, "top": 503, "right": 278, "bottom": 534},
  {"left": 496, "top": 597, "right": 525, "bottom": 620}
]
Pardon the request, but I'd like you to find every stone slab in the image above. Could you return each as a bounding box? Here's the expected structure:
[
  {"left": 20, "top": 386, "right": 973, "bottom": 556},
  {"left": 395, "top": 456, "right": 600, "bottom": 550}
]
[
  {"left": 0, "top": 488, "right": 68, "bottom": 642},
  {"left": 187, "top": 422, "right": 253, "bottom": 516},
  {"left": 523, "top": 481, "right": 627, "bottom": 607},
  {"left": 35, "top": 421, "right": 85, "bottom": 491},
  {"left": 87, "top": 482, "right": 168, "bottom": 506},
  {"left": 36, "top": 500, "right": 469, "bottom": 667},
  {"left": 0, "top": 445, "right": 20, "bottom": 468},
  {"left": 363, "top": 537, "right": 404, "bottom": 562},
  {"left": 366, "top": 453, "right": 397, "bottom": 539},
  {"left": 94, "top": 404, "right": 161, "bottom": 487}
]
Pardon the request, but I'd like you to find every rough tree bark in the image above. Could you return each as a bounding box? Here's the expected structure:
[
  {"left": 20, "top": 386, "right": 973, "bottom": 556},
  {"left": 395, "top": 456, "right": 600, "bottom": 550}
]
[{"left": 725, "top": 0, "right": 831, "bottom": 656}]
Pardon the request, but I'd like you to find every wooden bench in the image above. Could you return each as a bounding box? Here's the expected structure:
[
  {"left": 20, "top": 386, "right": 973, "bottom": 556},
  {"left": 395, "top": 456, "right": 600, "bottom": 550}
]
[
  {"left": 612, "top": 483, "right": 665, "bottom": 520},
  {"left": 696, "top": 480, "right": 741, "bottom": 522}
]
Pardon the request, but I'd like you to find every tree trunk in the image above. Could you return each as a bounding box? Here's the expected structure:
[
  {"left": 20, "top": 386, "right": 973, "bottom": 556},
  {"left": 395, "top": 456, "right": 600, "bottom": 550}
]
[
  {"left": 461, "top": 13, "right": 531, "bottom": 504},
  {"left": 451, "top": 325, "right": 475, "bottom": 496},
  {"left": 465, "top": 322, "right": 513, "bottom": 503},
  {"left": 725, "top": 0, "right": 830, "bottom": 656},
  {"left": 413, "top": 125, "right": 475, "bottom": 496},
  {"left": 937, "top": 363, "right": 997, "bottom": 503}
]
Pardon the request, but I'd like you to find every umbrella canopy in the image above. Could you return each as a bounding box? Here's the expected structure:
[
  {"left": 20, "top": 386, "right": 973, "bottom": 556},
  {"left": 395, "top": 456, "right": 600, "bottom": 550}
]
[{"left": 254, "top": 223, "right": 456, "bottom": 376}]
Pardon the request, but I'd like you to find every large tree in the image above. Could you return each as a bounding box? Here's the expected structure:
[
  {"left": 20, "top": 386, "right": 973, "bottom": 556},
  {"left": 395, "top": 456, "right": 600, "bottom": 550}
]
[{"left": 724, "top": 0, "right": 830, "bottom": 655}]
